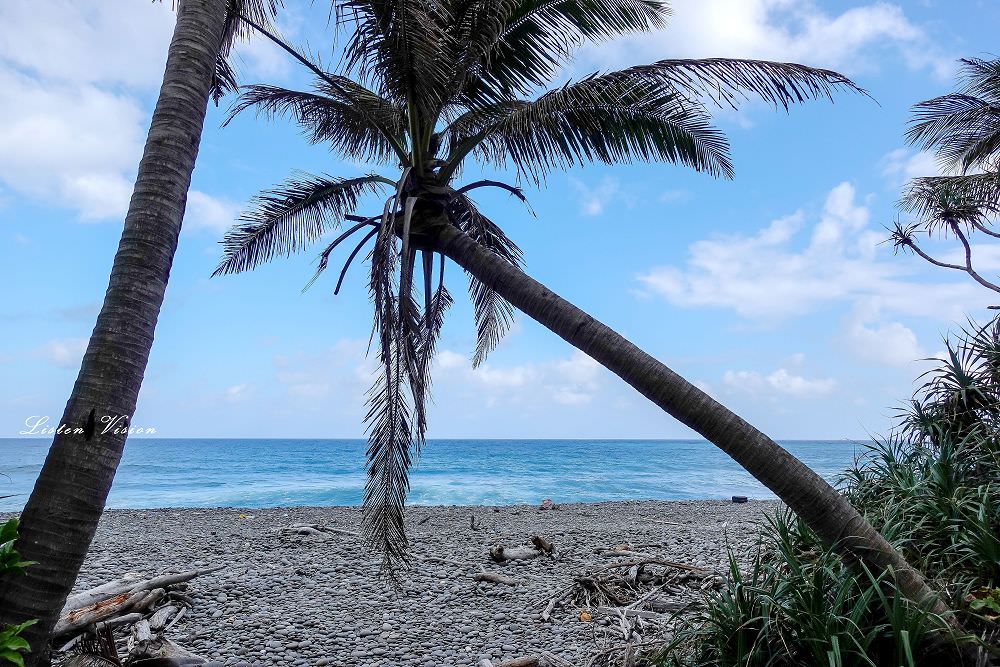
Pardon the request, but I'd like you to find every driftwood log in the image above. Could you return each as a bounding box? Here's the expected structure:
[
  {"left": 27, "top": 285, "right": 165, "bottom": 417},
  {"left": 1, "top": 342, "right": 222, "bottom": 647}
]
[
  {"left": 280, "top": 523, "right": 358, "bottom": 541},
  {"left": 127, "top": 618, "right": 215, "bottom": 666},
  {"left": 55, "top": 567, "right": 222, "bottom": 666},
  {"left": 55, "top": 567, "right": 222, "bottom": 638},
  {"left": 474, "top": 571, "right": 521, "bottom": 586},
  {"left": 490, "top": 535, "right": 556, "bottom": 563}
]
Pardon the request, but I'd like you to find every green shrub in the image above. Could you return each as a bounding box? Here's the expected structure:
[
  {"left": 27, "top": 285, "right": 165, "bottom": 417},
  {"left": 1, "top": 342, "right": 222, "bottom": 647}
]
[
  {"left": 651, "top": 318, "right": 1000, "bottom": 666},
  {"left": 0, "top": 518, "right": 35, "bottom": 667}
]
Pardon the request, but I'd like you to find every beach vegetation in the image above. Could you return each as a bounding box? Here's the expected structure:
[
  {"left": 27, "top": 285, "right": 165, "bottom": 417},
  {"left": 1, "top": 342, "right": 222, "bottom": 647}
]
[
  {"left": 0, "top": 519, "right": 36, "bottom": 667},
  {"left": 651, "top": 317, "right": 1000, "bottom": 665}
]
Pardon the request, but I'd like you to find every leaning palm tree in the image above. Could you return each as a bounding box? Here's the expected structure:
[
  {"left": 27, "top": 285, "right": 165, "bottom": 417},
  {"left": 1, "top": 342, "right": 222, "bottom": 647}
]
[
  {"left": 890, "top": 57, "right": 1000, "bottom": 293},
  {"left": 216, "top": 0, "right": 955, "bottom": 623},
  {"left": 0, "top": 1, "right": 279, "bottom": 663}
]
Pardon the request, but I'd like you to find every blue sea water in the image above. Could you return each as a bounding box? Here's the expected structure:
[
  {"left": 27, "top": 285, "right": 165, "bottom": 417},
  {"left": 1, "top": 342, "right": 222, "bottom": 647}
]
[{"left": 0, "top": 438, "right": 865, "bottom": 512}]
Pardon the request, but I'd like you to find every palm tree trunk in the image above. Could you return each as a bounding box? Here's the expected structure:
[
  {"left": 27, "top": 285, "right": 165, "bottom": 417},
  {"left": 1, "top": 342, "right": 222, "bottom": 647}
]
[
  {"left": 431, "top": 222, "right": 950, "bottom": 617},
  {"left": 0, "top": 1, "right": 228, "bottom": 663}
]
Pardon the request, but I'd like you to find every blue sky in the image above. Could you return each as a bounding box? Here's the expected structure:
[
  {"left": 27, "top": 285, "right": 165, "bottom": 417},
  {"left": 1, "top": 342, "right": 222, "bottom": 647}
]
[{"left": 1, "top": 0, "right": 998, "bottom": 439}]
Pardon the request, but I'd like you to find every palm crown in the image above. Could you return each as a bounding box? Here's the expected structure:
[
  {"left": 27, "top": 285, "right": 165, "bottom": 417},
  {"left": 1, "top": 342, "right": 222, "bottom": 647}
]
[
  {"left": 897, "top": 58, "right": 1000, "bottom": 226},
  {"left": 889, "top": 57, "right": 1000, "bottom": 294},
  {"left": 214, "top": 0, "right": 863, "bottom": 576}
]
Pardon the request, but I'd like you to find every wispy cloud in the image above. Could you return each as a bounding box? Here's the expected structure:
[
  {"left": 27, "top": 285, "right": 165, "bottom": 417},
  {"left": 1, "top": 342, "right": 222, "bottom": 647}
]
[
  {"left": 36, "top": 338, "right": 87, "bottom": 368},
  {"left": 0, "top": 1, "right": 283, "bottom": 226},
  {"left": 636, "top": 181, "right": 983, "bottom": 322},
  {"left": 723, "top": 367, "right": 837, "bottom": 398},
  {"left": 436, "top": 349, "right": 604, "bottom": 406},
  {"left": 580, "top": 0, "right": 955, "bottom": 80}
]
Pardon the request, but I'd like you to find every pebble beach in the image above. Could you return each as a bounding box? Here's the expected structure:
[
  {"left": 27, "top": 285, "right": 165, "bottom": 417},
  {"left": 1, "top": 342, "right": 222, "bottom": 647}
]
[{"left": 58, "top": 500, "right": 775, "bottom": 666}]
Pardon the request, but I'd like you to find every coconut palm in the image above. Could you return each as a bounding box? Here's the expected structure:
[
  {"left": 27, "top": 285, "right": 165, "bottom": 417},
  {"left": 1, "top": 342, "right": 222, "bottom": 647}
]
[
  {"left": 216, "top": 0, "right": 954, "bottom": 622},
  {"left": 890, "top": 57, "right": 1000, "bottom": 292},
  {"left": 0, "top": 1, "right": 278, "bottom": 663}
]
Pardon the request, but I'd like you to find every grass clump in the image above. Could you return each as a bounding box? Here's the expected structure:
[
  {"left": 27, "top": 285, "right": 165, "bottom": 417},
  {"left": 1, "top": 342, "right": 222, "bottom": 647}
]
[{"left": 652, "top": 317, "right": 1000, "bottom": 666}]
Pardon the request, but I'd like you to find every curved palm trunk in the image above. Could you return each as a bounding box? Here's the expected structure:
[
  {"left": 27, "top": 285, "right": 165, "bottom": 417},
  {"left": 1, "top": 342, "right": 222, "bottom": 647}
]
[
  {"left": 431, "top": 223, "right": 949, "bottom": 616},
  {"left": 0, "top": 1, "right": 228, "bottom": 663}
]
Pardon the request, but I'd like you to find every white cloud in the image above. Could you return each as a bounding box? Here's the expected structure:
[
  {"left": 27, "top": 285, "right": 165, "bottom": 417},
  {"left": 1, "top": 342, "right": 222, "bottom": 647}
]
[
  {"left": 0, "top": 1, "right": 272, "bottom": 225},
  {"left": 37, "top": 338, "right": 88, "bottom": 368},
  {"left": 0, "top": 69, "right": 145, "bottom": 220},
  {"left": 724, "top": 367, "right": 836, "bottom": 397},
  {"left": 847, "top": 318, "right": 925, "bottom": 367},
  {"left": 224, "top": 384, "right": 253, "bottom": 402},
  {"left": 184, "top": 191, "right": 242, "bottom": 233},
  {"left": 0, "top": 0, "right": 175, "bottom": 88},
  {"left": 844, "top": 303, "right": 927, "bottom": 367},
  {"left": 881, "top": 148, "right": 941, "bottom": 188},
  {"left": 436, "top": 349, "right": 604, "bottom": 405},
  {"left": 274, "top": 340, "right": 372, "bottom": 404},
  {"left": 582, "top": 0, "right": 953, "bottom": 80},
  {"left": 637, "top": 181, "right": 983, "bottom": 321},
  {"left": 660, "top": 189, "right": 692, "bottom": 204},
  {"left": 573, "top": 177, "right": 621, "bottom": 216}
]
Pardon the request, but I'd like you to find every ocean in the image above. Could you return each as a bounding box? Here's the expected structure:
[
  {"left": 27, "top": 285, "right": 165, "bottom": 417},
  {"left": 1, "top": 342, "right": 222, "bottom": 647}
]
[{"left": 0, "top": 438, "right": 865, "bottom": 511}]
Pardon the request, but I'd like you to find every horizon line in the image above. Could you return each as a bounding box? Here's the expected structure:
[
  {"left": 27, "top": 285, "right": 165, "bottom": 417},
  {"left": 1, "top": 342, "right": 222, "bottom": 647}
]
[{"left": 2, "top": 436, "right": 871, "bottom": 442}]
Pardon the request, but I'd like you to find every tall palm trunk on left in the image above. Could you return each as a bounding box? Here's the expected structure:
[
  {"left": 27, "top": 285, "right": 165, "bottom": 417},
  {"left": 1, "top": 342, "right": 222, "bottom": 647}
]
[{"left": 0, "top": 1, "right": 228, "bottom": 662}]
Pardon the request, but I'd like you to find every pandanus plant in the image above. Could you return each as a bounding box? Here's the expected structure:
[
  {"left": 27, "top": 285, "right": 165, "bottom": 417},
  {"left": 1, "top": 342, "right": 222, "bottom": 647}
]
[{"left": 215, "top": 0, "right": 956, "bottom": 626}]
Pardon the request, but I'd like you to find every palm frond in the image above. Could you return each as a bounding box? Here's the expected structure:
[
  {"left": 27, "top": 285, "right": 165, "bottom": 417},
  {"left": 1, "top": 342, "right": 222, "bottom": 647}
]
[
  {"left": 363, "top": 198, "right": 414, "bottom": 579},
  {"left": 449, "top": 195, "right": 522, "bottom": 365},
  {"left": 226, "top": 81, "right": 407, "bottom": 164},
  {"left": 907, "top": 94, "right": 1000, "bottom": 173},
  {"left": 959, "top": 57, "right": 1000, "bottom": 103},
  {"left": 420, "top": 255, "right": 452, "bottom": 374},
  {"left": 211, "top": 0, "right": 282, "bottom": 102},
  {"left": 337, "top": 0, "right": 453, "bottom": 114},
  {"left": 222, "top": 0, "right": 282, "bottom": 52},
  {"left": 213, "top": 173, "right": 389, "bottom": 276},
  {"left": 444, "top": 70, "right": 733, "bottom": 181},
  {"left": 335, "top": 226, "right": 381, "bottom": 294},
  {"left": 363, "top": 332, "right": 414, "bottom": 579},
  {"left": 302, "top": 217, "right": 380, "bottom": 292},
  {"left": 411, "top": 254, "right": 452, "bottom": 442},
  {"left": 906, "top": 57, "right": 1000, "bottom": 173},
  {"left": 455, "top": 0, "right": 670, "bottom": 100},
  {"left": 211, "top": 57, "right": 241, "bottom": 105},
  {"left": 632, "top": 58, "right": 868, "bottom": 111}
]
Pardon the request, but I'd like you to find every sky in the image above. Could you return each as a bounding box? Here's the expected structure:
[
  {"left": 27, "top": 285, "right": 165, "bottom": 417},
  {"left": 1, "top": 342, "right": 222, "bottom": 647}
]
[{"left": 1, "top": 0, "right": 998, "bottom": 440}]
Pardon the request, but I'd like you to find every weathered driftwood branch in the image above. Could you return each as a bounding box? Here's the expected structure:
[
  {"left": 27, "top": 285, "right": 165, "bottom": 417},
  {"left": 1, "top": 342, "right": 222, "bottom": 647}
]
[
  {"left": 594, "top": 559, "right": 709, "bottom": 574},
  {"left": 148, "top": 605, "right": 179, "bottom": 632},
  {"left": 490, "top": 545, "right": 542, "bottom": 562},
  {"left": 95, "top": 612, "right": 143, "bottom": 632},
  {"left": 55, "top": 566, "right": 223, "bottom": 666},
  {"left": 127, "top": 617, "right": 209, "bottom": 666},
  {"left": 490, "top": 535, "right": 556, "bottom": 563},
  {"left": 62, "top": 573, "right": 147, "bottom": 612},
  {"left": 54, "top": 566, "right": 222, "bottom": 638},
  {"left": 474, "top": 572, "right": 521, "bottom": 586},
  {"left": 540, "top": 585, "right": 576, "bottom": 623},
  {"left": 594, "top": 605, "right": 680, "bottom": 620}
]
